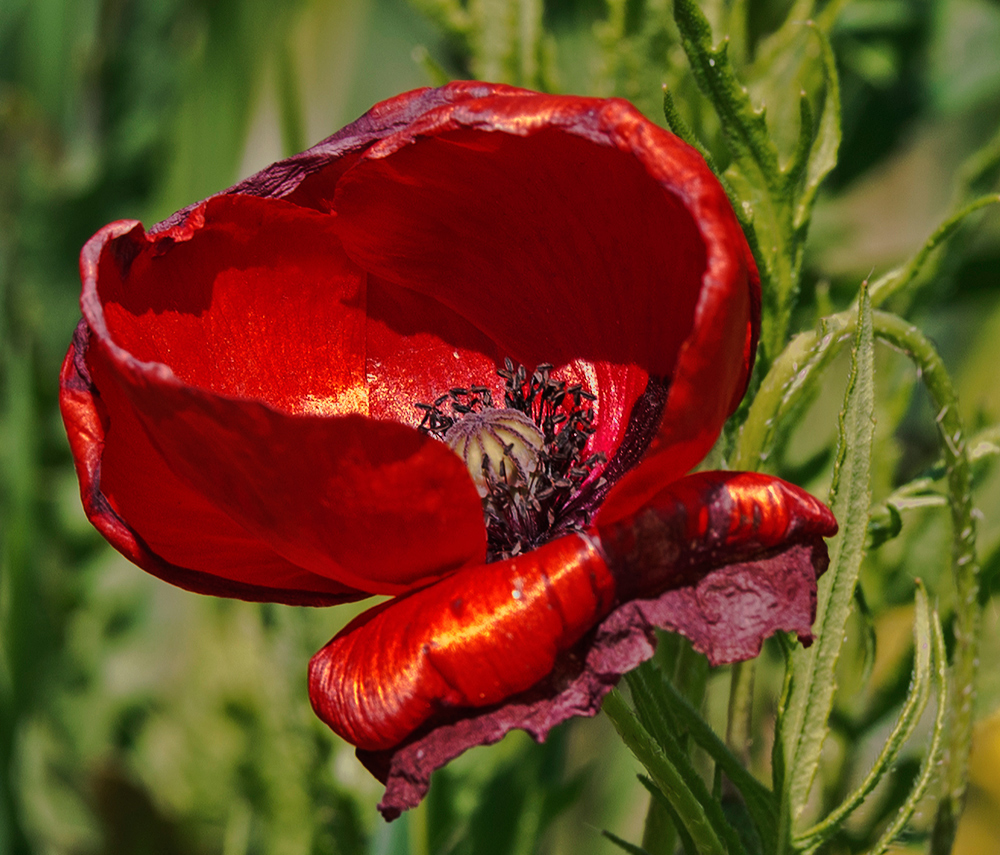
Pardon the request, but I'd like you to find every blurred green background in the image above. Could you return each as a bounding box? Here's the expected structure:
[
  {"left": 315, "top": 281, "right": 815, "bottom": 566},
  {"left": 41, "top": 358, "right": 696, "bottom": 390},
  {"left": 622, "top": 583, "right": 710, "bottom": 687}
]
[{"left": 2, "top": 0, "right": 1000, "bottom": 853}]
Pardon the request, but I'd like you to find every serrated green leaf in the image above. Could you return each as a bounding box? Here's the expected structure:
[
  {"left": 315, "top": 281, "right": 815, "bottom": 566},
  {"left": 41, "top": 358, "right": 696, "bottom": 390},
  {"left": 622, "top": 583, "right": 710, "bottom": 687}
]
[
  {"left": 624, "top": 671, "right": 752, "bottom": 855},
  {"left": 793, "top": 584, "right": 934, "bottom": 852},
  {"left": 656, "top": 676, "right": 778, "bottom": 854},
  {"left": 626, "top": 664, "right": 684, "bottom": 754},
  {"left": 778, "top": 280, "right": 876, "bottom": 830}
]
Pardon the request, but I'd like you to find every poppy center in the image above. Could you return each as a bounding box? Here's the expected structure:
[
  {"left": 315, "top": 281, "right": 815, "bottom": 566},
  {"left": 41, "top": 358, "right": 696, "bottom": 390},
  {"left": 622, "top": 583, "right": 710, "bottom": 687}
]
[
  {"left": 417, "top": 361, "right": 607, "bottom": 562},
  {"left": 443, "top": 408, "right": 544, "bottom": 497}
]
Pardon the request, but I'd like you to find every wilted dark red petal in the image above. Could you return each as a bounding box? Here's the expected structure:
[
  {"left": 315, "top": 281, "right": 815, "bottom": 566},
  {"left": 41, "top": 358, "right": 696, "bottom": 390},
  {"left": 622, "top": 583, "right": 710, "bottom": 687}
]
[
  {"left": 60, "top": 325, "right": 362, "bottom": 604},
  {"left": 79, "top": 198, "right": 487, "bottom": 595},
  {"left": 597, "top": 470, "right": 838, "bottom": 604},
  {"left": 309, "top": 535, "right": 615, "bottom": 750},
  {"left": 316, "top": 471, "right": 834, "bottom": 817},
  {"left": 363, "top": 542, "right": 827, "bottom": 820}
]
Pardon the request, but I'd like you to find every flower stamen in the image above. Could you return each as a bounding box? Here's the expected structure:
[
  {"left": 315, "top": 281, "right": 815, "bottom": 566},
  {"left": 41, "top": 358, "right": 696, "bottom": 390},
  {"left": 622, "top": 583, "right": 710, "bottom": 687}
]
[{"left": 417, "top": 360, "right": 607, "bottom": 561}]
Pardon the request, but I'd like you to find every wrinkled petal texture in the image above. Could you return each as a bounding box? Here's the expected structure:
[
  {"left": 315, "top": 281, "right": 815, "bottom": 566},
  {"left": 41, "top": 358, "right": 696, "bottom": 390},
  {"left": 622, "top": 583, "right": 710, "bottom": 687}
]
[
  {"left": 61, "top": 82, "right": 759, "bottom": 602},
  {"left": 325, "top": 471, "right": 836, "bottom": 818}
]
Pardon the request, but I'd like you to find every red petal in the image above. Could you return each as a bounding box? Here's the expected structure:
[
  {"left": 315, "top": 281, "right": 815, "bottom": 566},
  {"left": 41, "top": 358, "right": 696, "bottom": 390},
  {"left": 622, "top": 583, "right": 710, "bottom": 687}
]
[
  {"left": 60, "top": 324, "right": 361, "bottom": 604},
  {"left": 349, "top": 469, "right": 832, "bottom": 817},
  {"left": 334, "top": 99, "right": 706, "bottom": 377},
  {"left": 308, "top": 534, "right": 615, "bottom": 751},
  {"left": 76, "top": 197, "right": 487, "bottom": 595},
  {"left": 596, "top": 470, "right": 838, "bottom": 604},
  {"left": 364, "top": 541, "right": 827, "bottom": 820}
]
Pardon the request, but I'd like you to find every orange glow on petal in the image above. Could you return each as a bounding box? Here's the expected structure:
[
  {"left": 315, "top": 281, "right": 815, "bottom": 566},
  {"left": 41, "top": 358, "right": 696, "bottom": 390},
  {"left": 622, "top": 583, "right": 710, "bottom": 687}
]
[{"left": 309, "top": 533, "right": 615, "bottom": 751}]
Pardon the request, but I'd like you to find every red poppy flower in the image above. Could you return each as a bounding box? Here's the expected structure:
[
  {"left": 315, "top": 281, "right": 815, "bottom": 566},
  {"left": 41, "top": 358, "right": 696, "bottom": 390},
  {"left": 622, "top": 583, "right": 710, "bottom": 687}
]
[{"left": 60, "top": 82, "right": 836, "bottom": 818}]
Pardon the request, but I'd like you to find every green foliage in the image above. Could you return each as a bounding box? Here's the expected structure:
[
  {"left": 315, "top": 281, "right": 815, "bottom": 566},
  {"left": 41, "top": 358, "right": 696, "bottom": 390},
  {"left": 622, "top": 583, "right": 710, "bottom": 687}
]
[{"left": 778, "top": 280, "right": 877, "bottom": 842}]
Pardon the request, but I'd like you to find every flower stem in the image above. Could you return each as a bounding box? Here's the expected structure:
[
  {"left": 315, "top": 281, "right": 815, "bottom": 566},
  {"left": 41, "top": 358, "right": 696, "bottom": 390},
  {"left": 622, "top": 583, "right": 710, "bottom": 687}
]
[
  {"left": 871, "top": 312, "right": 979, "bottom": 855},
  {"left": 726, "top": 660, "right": 755, "bottom": 764}
]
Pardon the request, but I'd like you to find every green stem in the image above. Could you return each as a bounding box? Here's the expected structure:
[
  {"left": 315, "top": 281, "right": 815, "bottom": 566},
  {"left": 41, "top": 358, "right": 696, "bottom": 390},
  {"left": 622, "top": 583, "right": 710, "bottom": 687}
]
[
  {"left": 870, "top": 313, "right": 979, "bottom": 855},
  {"left": 726, "top": 661, "right": 756, "bottom": 765}
]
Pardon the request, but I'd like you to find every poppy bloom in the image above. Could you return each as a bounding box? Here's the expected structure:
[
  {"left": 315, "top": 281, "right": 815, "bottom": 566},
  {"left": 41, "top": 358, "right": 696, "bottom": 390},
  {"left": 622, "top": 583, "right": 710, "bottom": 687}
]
[{"left": 60, "top": 81, "right": 836, "bottom": 818}]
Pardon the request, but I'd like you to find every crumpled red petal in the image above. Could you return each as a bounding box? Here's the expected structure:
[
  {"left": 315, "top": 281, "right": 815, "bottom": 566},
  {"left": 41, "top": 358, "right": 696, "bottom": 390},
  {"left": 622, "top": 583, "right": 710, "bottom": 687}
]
[
  {"left": 361, "top": 541, "right": 826, "bottom": 820},
  {"left": 310, "top": 472, "right": 835, "bottom": 818}
]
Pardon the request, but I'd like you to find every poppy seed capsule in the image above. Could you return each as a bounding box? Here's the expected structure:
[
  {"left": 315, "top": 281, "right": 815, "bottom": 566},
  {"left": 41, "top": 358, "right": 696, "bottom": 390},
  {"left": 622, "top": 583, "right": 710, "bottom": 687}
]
[{"left": 444, "top": 408, "right": 544, "bottom": 497}]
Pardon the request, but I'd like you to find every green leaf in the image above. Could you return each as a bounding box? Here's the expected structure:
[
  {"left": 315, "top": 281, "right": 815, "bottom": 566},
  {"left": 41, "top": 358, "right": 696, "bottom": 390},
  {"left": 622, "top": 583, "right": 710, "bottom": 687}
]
[
  {"left": 603, "top": 690, "right": 733, "bottom": 855},
  {"left": 626, "top": 663, "right": 684, "bottom": 754},
  {"left": 792, "top": 584, "right": 935, "bottom": 852},
  {"left": 870, "top": 598, "right": 948, "bottom": 855},
  {"left": 791, "top": 24, "right": 842, "bottom": 232},
  {"left": 624, "top": 671, "right": 751, "bottom": 855},
  {"left": 654, "top": 677, "right": 777, "bottom": 854},
  {"left": 672, "top": 0, "right": 781, "bottom": 192},
  {"left": 777, "top": 280, "right": 876, "bottom": 831}
]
